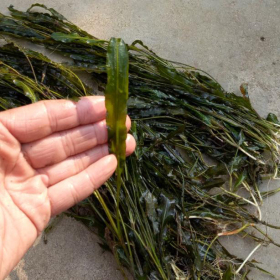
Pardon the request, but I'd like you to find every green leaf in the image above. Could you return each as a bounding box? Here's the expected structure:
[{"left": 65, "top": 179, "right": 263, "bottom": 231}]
[
  {"left": 105, "top": 37, "right": 129, "bottom": 230},
  {"left": 157, "top": 194, "right": 176, "bottom": 241},
  {"left": 51, "top": 32, "right": 106, "bottom": 46},
  {"left": 233, "top": 171, "right": 247, "bottom": 191},
  {"left": 105, "top": 37, "right": 129, "bottom": 161},
  {"left": 105, "top": 36, "right": 129, "bottom": 172},
  {"left": 0, "top": 16, "right": 45, "bottom": 40},
  {"left": 141, "top": 190, "right": 159, "bottom": 234},
  {"left": 267, "top": 113, "right": 280, "bottom": 125},
  {"left": 222, "top": 265, "right": 234, "bottom": 280},
  {"left": 13, "top": 79, "right": 37, "bottom": 103},
  {"left": 26, "top": 3, "right": 68, "bottom": 20}
]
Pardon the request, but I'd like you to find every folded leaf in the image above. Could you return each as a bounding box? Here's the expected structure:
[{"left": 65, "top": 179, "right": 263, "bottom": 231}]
[{"left": 105, "top": 38, "right": 129, "bottom": 220}]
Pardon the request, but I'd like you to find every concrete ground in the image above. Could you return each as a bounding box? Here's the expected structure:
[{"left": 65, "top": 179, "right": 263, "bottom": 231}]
[{"left": 1, "top": 0, "right": 280, "bottom": 279}]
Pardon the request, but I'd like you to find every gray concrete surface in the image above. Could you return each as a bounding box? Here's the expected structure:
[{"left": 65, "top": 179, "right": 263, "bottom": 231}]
[
  {"left": 1, "top": 0, "right": 280, "bottom": 279},
  {"left": 6, "top": 216, "right": 125, "bottom": 280}
]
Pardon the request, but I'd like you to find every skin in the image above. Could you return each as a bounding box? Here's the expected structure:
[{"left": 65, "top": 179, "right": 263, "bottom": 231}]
[{"left": 0, "top": 96, "right": 136, "bottom": 279}]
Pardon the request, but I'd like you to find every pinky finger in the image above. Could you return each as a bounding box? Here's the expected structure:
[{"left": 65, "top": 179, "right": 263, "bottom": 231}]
[{"left": 48, "top": 154, "right": 117, "bottom": 216}]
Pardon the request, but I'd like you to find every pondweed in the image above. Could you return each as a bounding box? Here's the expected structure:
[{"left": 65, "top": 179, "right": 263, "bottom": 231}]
[{"left": 0, "top": 4, "right": 280, "bottom": 279}]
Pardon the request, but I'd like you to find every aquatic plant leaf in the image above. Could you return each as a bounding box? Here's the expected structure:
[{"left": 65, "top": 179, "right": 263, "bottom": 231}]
[
  {"left": 157, "top": 194, "right": 176, "bottom": 241},
  {"left": 13, "top": 79, "right": 37, "bottom": 103},
  {"left": 26, "top": 3, "right": 68, "bottom": 20},
  {"left": 141, "top": 190, "right": 159, "bottom": 234},
  {"left": 0, "top": 15, "right": 45, "bottom": 39},
  {"left": 267, "top": 113, "right": 280, "bottom": 125},
  {"left": 105, "top": 37, "right": 129, "bottom": 212},
  {"left": 222, "top": 265, "right": 233, "bottom": 280},
  {"left": 51, "top": 32, "right": 106, "bottom": 46}
]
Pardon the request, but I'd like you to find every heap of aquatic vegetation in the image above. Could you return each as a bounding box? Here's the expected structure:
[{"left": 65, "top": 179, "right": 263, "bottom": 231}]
[{"left": 1, "top": 4, "right": 280, "bottom": 279}]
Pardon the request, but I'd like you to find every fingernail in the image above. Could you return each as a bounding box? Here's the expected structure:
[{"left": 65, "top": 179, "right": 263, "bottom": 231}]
[
  {"left": 104, "top": 154, "right": 117, "bottom": 175},
  {"left": 125, "top": 134, "right": 136, "bottom": 156}
]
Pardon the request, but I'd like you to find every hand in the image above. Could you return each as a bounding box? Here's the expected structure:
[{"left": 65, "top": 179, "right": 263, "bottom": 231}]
[{"left": 0, "top": 96, "right": 136, "bottom": 279}]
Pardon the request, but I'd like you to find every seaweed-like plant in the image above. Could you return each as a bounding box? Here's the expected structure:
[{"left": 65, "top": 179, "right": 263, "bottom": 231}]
[{"left": 1, "top": 4, "right": 280, "bottom": 279}]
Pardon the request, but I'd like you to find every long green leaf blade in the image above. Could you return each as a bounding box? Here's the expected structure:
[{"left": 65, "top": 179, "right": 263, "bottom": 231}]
[{"left": 105, "top": 37, "right": 129, "bottom": 228}]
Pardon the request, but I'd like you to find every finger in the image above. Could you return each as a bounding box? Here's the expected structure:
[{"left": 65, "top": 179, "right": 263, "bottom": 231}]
[
  {"left": 0, "top": 96, "right": 106, "bottom": 143},
  {"left": 48, "top": 155, "right": 117, "bottom": 216},
  {"left": 22, "top": 116, "right": 131, "bottom": 169},
  {"left": 0, "top": 122, "right": 21, "bottom": 174},
  {"left": 38, "top": 134, "right": 136, "bottom": 185}
]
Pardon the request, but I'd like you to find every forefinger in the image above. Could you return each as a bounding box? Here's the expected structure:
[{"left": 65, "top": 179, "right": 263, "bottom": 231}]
[{"left": 0, "top": 96, "right": 106, "bottom": 143}]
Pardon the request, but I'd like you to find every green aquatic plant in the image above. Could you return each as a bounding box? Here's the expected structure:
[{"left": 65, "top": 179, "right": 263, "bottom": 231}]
[
  {"left": 0, "top": 4, "right": 280, "bottom": 279},
  {"left": 105, "top": 38, "right": 129, "bottom": 233}
]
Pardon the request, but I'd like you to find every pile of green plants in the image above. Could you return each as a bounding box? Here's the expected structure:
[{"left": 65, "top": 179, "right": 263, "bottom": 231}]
[{"left": 1, "top": 4, "right": 280, "bottom": 279}]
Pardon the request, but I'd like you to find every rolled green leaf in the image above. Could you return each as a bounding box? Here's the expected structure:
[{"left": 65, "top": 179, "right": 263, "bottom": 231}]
[{"left": 105, "top": 37, "right": 129, "bottom": 221}]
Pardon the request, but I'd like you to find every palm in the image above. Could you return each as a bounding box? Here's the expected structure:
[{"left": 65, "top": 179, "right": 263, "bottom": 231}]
[
  {"left": 1, "top": 137, "right": 50, "bottom": 278},
  {"left": 0, "top": 97, "right": 135, "bottom": 279}
]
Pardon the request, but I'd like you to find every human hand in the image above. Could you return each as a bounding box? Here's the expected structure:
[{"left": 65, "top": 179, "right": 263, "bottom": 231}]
[{"left": 0, "top": 96, "right": 136, "bottom": 279}]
